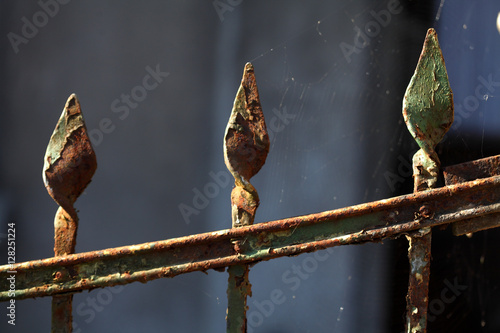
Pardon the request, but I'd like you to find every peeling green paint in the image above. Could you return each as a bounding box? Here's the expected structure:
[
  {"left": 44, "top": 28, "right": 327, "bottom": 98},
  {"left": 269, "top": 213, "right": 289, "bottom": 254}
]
[
  {"left": 42, "top": 94, "right": 85, "bottom": 186},
  {"left": 224, "top": 63, "right": 269, "bottom": 332},
  {"left": 403, "top": 28, "right": 454, "bottom": 333},
  {"left": 41, "top": 94, "right": 97, "bottom": 333},
  {"left": 1, "top": 174, "right": 500, "bottom": 302},
  {"left": 227, "top": 265, "right": 251, "bottom": 333},
  {"left": 403, "top": 28, "right": 453, "bottom": 191}
]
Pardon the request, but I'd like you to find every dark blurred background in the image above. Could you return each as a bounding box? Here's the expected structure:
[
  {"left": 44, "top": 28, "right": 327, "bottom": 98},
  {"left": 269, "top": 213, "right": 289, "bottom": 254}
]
[{"left": 1, "top": 1, "right": 500, "bottom": 332}]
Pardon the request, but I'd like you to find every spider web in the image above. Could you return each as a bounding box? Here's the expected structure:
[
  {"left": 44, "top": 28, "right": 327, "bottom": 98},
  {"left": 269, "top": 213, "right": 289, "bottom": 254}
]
[
  {"left": 204, "top": 1, "right": 500, "bottom": 332},
  {"left": 1, "top": 1, "right": 499, "bottom": 333}
]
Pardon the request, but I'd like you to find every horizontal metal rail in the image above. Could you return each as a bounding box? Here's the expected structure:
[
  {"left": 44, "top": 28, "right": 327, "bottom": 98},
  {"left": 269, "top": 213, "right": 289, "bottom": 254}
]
[{"left": 1, "top": 174, "right": 500, "bottom": 302}]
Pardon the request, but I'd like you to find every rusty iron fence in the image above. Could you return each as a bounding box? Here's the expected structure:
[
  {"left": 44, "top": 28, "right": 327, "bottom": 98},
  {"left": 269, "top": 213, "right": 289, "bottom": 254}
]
[{"left": 1, "top": 28, "right": 500, "bottom": 333}]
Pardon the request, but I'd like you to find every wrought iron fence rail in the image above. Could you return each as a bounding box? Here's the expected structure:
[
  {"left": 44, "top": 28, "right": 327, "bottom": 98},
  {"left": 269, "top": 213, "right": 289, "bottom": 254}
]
[
  {"left": 1, "top": 28, "right": 498, "bottom": 332},
  {"left": 1, "top": 173, "right": 499, "bottom": 302}
]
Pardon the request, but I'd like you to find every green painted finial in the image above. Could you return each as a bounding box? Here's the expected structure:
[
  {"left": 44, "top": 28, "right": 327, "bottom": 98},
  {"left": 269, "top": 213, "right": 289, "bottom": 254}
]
[
  {"left": 402, "top": 28, "right": 454, "bottom": 191},
  {"left": 402, "top": 28, "right": 454, "bottom": 333}
]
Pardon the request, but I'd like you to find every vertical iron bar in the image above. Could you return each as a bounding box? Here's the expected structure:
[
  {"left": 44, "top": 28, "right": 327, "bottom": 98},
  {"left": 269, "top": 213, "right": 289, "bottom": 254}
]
[
  {"left": 402, "top": 28, "right": 453, "bottom": 332},
  {"left": 51, "top": 206, "right": 78, "bottom": 333},
  {"left": 43, "top": 94, "right": 97, "bottom": 333},
  {"left": 224, "top": 63, "right": 269, "bottom": 332}
]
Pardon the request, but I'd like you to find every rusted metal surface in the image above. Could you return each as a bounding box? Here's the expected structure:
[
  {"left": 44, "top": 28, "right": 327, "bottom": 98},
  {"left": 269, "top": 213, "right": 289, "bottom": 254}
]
[
  {"left": 451, "top": 212, "right": 500, "bottom": 237},
  {"left": 224, "top": 63, "right": 269, "bottom": 333},
  {"left": 42, "top": 94, "right": 97, "bottom": 333},
  {"left": 405, "top": 228, "right": 432, "bottom": 333},
  {"left": 1, "top": 174, "right": 499, "bottom": 302},
  {"left": 402, "top": 28, "right": 453, "bottom": 192},
  {"left": 3, "top": 34, "right": 500, "bottom": 332},
  {"left": 43, "top": 94, "right": 97, "bottom": 227},
  {"left": 444, "top": 154, "right": 500, "bottom": 185},
  {"left": 402, "top": 28, "right": 453, "bottom": 333},
  {"left": 224, "top": 62, "right": 269, "bottom": 227},
  {"left": 444, "top": 154, "right": 500, "bottom": 236},
  {"left": 227, "top": 265, "right": 252, "bottom": 332}
]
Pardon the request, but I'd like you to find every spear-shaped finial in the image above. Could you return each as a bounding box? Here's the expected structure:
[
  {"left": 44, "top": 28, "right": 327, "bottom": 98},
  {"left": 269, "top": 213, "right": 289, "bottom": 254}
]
[
  {"left": 224, "top": 62, "right": 270, "bottom": 227},
  {"left": 224, "top": 63, "right": 269, "bottom": 333},
  {"left": 402, "top": 28, "right": 453, "bottom": 333},
  {"left": 43, "top": 93, "right": 97, "bottom": 333},
  {"left": 403, "top": 28, "right": 454, "bottom": 192}
]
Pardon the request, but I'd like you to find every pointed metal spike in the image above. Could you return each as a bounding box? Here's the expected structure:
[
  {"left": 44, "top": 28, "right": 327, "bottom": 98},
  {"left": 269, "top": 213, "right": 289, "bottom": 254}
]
[
  {"left": 43, "top": 94, "right": 97, "bottom": 333},
  {"left": 224, "top": 62, "right": 269, "bottom": 227},
  {"left": 225, "top": 63, "right": 269, "bottom": 333},
  {"left": 403, "top": 28, "right": 453, "bottom": 150},
  {"left": 43, "top": 93, "right": 97, "bottom": 219},
  {"left": 403, "top": 28, "right": 454, "bottom": 191},
  {"left": 224, "top": 62, "right": 269, "bottom": 185},
  {"left": 402, "top": 28, "right": 454, "bottom": 333}
]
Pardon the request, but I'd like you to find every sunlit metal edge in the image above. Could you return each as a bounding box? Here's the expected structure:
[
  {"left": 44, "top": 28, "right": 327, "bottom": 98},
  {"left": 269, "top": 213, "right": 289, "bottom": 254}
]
[{"left": 1, "top": 175, "right": 500, "bottom": 301}]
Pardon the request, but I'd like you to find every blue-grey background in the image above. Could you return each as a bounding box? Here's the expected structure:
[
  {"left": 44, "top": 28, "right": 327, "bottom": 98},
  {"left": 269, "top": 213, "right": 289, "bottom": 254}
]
[{"left": 1, "top": 1, "right": 500, "bottom": 332}]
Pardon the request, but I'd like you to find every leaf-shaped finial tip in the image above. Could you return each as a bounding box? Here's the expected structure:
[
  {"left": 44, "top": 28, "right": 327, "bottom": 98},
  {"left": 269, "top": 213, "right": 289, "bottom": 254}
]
[
  {"left": 243, "top": 62, "right": 255, "bottom": 79},
  {"left": 224, "top": 63, "right": 269, "bottom": 183},
  {"left": 403, "top": 28, "right": 453, "bottom": 151},
  {"left": 43, "top": 94, "right": 97, "bottom": 217},
  {"left": 426, "top": 28, "right": 437, "bottom": 41},
  {"left": 403, "top": 28, "right": 454, "bottom": 191},
  {"left": 224, "top": 63, "right": 269, "bottom": 226}
]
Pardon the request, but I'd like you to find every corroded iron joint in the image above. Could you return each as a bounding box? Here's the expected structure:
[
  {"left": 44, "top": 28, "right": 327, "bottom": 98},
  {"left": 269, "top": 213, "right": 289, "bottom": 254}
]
[
  {"left": 231, "top": 184, "right": 259, "bottom": 227},
  {"left": 417, "top": 204, "right": 434, "bottom": 220},
  {"left": 412, "top": 149, "right": 440, "bottom": 191}
]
